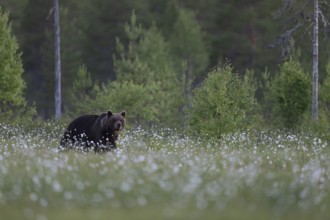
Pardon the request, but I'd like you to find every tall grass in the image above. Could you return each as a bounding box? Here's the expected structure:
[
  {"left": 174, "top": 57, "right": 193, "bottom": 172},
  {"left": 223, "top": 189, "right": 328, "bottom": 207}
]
[{"left": 0, "top": 123, "right": 329, "bottom": 220}]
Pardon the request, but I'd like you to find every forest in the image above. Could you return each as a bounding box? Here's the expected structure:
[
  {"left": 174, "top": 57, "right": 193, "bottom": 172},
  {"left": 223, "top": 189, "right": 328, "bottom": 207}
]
[
  {"left": 0, "top": 0, "right": 329, "bottom": 133},
  {"left": 1, "top": 1, "right": 330, "bottom": 219}
]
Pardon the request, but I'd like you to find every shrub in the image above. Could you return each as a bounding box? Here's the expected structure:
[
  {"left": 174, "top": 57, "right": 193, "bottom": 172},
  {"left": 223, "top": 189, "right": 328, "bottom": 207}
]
[
  {"left": 269, "top": 60, "right": 310, "bottom": 129},
  {"left": 189, "top": 63, "right": 257, "bottom": 138}
]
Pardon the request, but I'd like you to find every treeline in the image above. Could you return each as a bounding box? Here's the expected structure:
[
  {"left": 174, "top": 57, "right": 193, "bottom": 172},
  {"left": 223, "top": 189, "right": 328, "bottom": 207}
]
[
  {"left": 2, "top": 0, "right": 284, "bottom": 118},
  {"left": 1, "top": 0, "right": 330, "bottom": 136}
]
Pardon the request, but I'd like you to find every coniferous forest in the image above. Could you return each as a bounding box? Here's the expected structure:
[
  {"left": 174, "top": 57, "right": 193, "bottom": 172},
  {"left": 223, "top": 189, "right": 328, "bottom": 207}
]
[{"left": 1, "top": 0, "right": 329, "bottom": 131}]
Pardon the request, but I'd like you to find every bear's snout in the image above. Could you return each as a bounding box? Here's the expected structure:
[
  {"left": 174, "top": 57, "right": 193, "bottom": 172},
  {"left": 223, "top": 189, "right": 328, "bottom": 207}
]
[{"left": 114, "top": 121, "right": 122, "bottom": 131}]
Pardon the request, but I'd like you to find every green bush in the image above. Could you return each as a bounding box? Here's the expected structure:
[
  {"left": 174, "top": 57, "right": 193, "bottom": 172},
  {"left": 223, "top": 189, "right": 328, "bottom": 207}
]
[
  {"left": 269, "top": 60, "right": 310, "bottom": 129},
  {"left": 189, "top": 63, "right": 257, "bottom": 138}
]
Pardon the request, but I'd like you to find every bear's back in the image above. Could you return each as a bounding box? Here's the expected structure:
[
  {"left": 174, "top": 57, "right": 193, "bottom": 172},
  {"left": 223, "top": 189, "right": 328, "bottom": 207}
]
[{"left": 67, "top": 114, "right": 99, "bottom": 137}]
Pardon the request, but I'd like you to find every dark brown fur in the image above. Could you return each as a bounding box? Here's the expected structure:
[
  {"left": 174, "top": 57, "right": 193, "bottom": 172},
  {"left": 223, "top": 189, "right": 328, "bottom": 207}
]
[{"left": 60, "top": 111, "right": 126, "bottom": 152}]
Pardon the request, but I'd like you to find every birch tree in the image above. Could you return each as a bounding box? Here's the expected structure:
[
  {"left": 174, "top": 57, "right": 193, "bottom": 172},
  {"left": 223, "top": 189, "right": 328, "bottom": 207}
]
[
  {"left": 272, "top": 0, "right": 329, "bottom": 123},
  {"left": 312, "top": 0, "right": 319, "bottom": 121},
  {"left": 54, "top": 0, "right": 61, "bottom": 119}
]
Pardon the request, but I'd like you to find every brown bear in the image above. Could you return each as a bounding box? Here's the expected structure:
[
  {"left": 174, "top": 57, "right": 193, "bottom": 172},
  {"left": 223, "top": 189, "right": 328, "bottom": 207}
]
[{"left": 59, "top": 110, "right": 126, "bottom": 152}]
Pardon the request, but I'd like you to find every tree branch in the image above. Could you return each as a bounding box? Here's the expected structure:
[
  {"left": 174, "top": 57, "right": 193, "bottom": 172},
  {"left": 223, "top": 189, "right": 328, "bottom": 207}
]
[{"left": 268, "top": 22, "right": 303, "bottom": 60}]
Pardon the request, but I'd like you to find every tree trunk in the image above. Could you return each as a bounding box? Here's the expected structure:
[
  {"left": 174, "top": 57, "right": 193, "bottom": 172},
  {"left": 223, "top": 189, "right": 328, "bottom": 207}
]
[
  {"left": 54, "top": 0, "right": 62, "bottom": 119},
  {"left": 312, "top": 0, "right": 318, "bottom": 122}
]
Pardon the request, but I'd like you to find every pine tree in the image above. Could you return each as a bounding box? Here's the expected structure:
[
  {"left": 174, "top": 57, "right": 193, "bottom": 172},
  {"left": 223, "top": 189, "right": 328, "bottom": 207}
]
[
  {"left": 167, "top": 7, "right": 208, "bottom": 120},
  {"left": 68, "top": 65, "right": 93, "bottom": 114},
  {"left": 113, "top": 12, "right": 182, "bottom": 126}
]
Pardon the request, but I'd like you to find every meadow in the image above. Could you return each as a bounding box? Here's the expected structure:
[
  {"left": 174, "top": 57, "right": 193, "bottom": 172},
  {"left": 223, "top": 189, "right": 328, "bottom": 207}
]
[{"left": 0, "top": 123, "right": 330, "bottom": 220}]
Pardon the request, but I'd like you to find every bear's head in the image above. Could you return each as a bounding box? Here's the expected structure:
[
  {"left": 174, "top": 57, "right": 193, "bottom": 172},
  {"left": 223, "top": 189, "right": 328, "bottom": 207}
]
[{"left": 106, "top": 110, "right": 126, "bottom": 135}]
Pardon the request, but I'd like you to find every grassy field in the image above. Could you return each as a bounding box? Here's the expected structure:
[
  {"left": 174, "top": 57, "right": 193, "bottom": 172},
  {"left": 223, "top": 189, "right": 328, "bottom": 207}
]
[{"left": 0, "top": 123, "right": 330, "bottom": 220}]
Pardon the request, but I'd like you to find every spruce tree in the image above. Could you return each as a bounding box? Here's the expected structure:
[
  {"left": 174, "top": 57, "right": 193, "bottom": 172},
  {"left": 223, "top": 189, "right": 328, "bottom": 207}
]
[
  {"left": 168, "top": 8, "right": 208, "bottom": 116},
  {"left": 0, "top": 8, "right": 27, "bottom": 121},
  {"left": 113, "top": 12, "right": 182, "bottom": 126}
]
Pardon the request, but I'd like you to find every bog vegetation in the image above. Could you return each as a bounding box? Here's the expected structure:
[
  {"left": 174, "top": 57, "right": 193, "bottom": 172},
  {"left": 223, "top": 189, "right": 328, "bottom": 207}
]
[
  {"left": 1, "top": 2, "right": 330, "bottom": 220},
  {"left": 1, "top": 124, "right": 330, "bottom": 220}
]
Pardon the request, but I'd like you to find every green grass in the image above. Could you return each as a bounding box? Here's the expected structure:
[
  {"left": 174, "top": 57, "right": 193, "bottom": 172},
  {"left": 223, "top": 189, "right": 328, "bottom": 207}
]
[{"left": 0, "top": 124, "right": 330, "bottom": 220}]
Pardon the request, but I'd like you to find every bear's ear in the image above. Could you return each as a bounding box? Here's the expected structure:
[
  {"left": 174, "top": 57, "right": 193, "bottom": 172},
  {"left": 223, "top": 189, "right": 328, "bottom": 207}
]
[
  {"left": 107, "top": 111, "right": 113, "bottom": 117},
  {"left": 121, "top": 110, "right": 126, "bottom": 118}
]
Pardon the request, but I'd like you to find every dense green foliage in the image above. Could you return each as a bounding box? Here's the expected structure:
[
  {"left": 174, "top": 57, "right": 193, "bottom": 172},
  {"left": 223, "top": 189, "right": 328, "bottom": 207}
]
[
  {"left": 189, "top": 63, "right": 257, "bottom": 138},
  {"left": 0, "top": 7, "right": 34, "bottom": 123},
  {"left": 69, "top": 13, "right": 184, "bottom": 127},
  {"left": 0, "top": 0, "right": 288, "bottom": 118},
  {"left": 269, "top": 60, "right": 311, "bottom": 129},
  {"left": 0, "top": 1, "right": 329, "bottom": 132},
  {"left": 0, "top": 8, "right": 23, "bottom": 104},
  {"left": 72, "top": 80, "right": 157, "bottom": 126}
]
